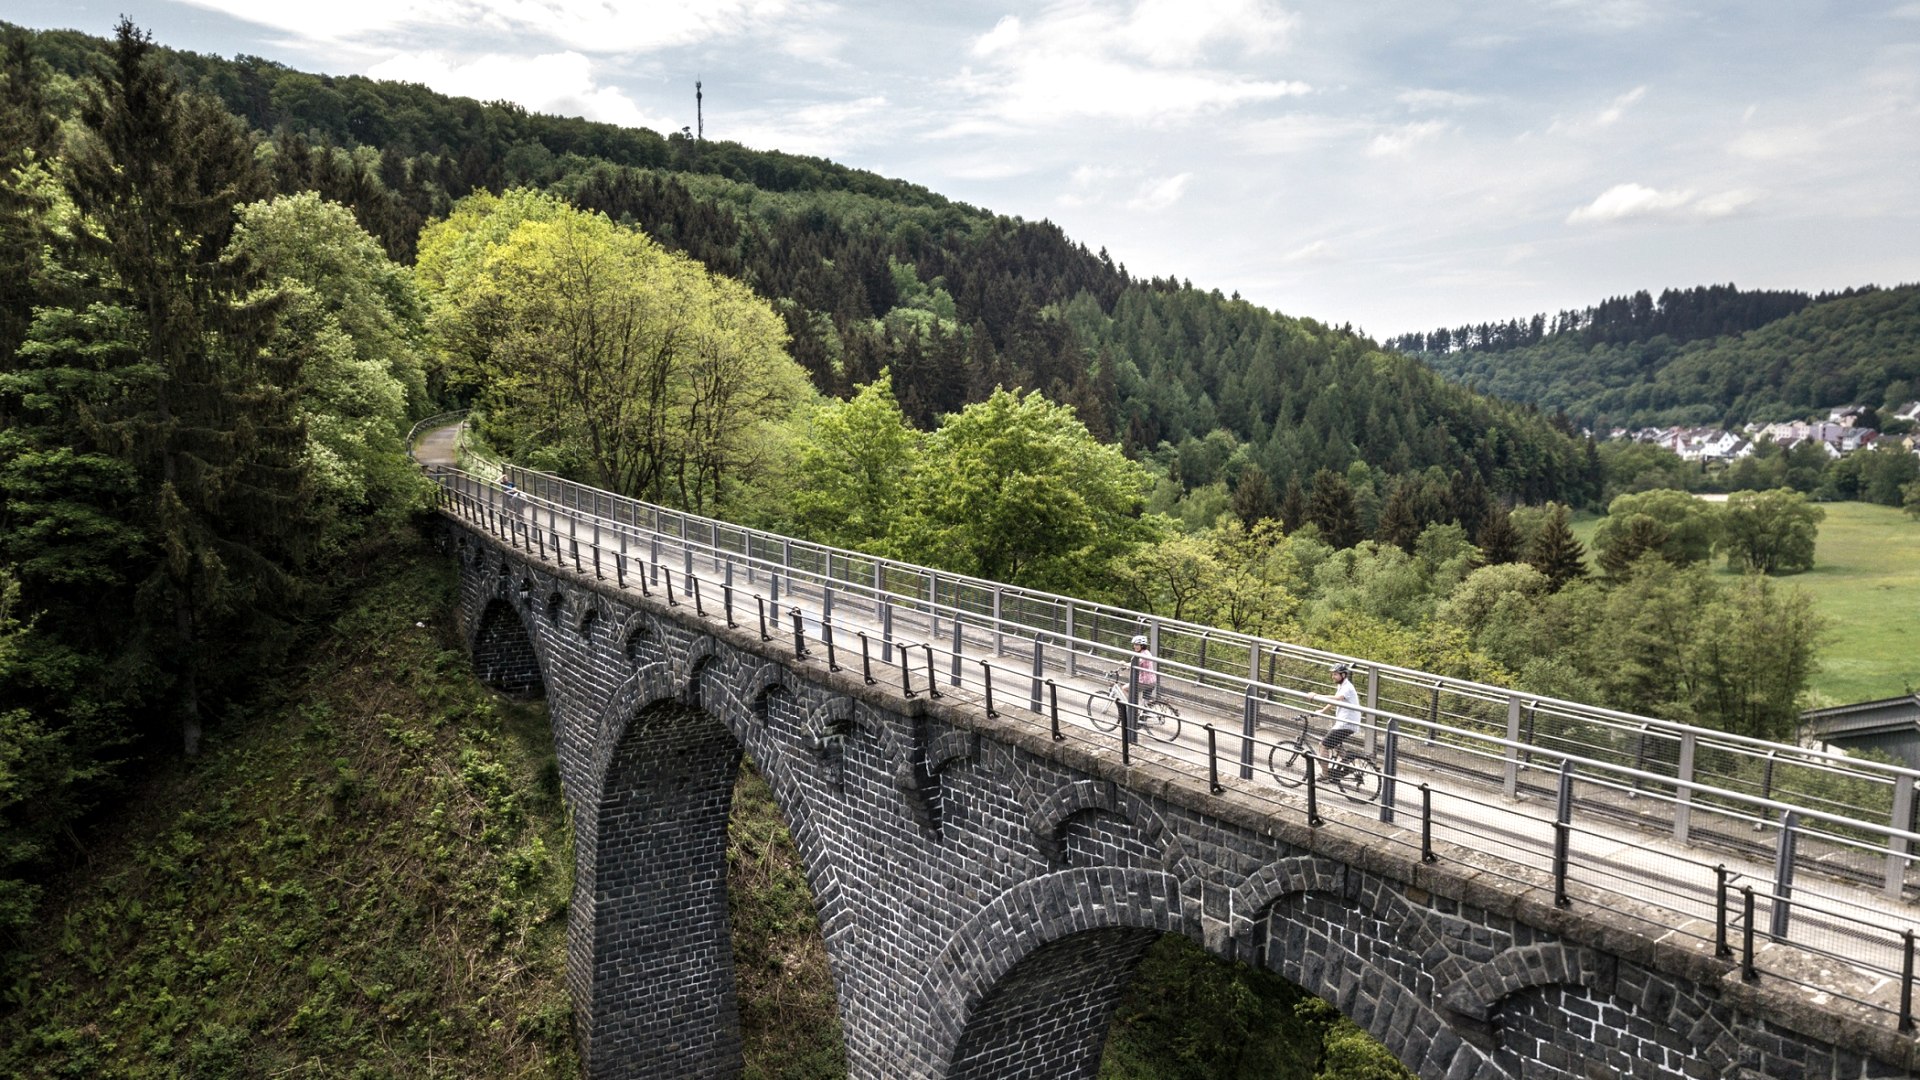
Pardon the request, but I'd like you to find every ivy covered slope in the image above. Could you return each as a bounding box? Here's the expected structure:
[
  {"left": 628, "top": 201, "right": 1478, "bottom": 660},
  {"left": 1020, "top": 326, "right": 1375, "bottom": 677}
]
[
  {"left": 0, "top": 528, "right": 579, "bottom": 1079},
  {"left": 1410, "top": 284, "right": 1920, "bottom": 430},
  {"left": 10, "top": 21, "right": 1594, "bottom": 508}
]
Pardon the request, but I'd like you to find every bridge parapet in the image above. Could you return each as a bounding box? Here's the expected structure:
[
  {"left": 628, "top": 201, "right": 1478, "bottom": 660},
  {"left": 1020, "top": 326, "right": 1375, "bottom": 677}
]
[{"left": 428, "top": 459, "right": 1920, "bottom": 1079}]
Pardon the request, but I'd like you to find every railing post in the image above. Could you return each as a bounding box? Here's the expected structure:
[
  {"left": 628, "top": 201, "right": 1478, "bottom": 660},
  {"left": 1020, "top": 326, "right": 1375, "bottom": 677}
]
[
  {"left": 724, "top": 562, "right": 736, "bottom": 629},
  {"left": 823, "top": 587, "right": 835, "bottom": 631},
  {"left": 1126, "top": 656, "right": 1141, "bottom": 747},
  {"left": 1049, "top": 680, "right": 1062, "bottom": 741},
  {"left": 1064, "top": 604, "right": 1077, "bottom": 677},
  {"left": 900, "top": 637, "right": 916, "bottom": 698},
  {"left": 981, "top": 660, "right": 998, "bottom": 718},
  {"left": 1305, "top": 749, "right": 1323, "bottom": 827},
  {"left": 1426, "top": 682, "right": 1440, "bottom": 744},
  {"left": 1419, "top": 784, "right": 1436, "bottom": 863},
  {"left": 1207, "top": 725, "right": 1223, "bottom": 793},
  {"left": 859, "top": 632, "right": 875, "bottom": 685},
  {"left": 1503, "top": 694, "right": 1522, "bottom": 798},
  {"left": 927, "top": 574, "right": 940, "bottom": 638},
  {"left": 825, "top": 622, "right": 840, "bottom": 673},
  {"left": 650, "top": 536, "right": 662, "bottom": 585},
  {"left": 1379, "top": 719, "right": 1399, "bottom": 825},
  {"left": 1901, "top": 929, "right": 1915, "bottom": 1034},
  {"left": 1889, "top": 774, "right": 1915, "bottom": 899},
  {"left": 924, "top": 644, "right": 941, "bottom": 700},
  {"left": 1364, "top": 666, "right": 1379, "bottom": 755},
  {"left": 1714, "top": 866, "right": 1733, "bottom": 958},
  {"left": 1674, "top": 731, "right": 1697, "bottom": 845},
  {"left": 1029, "top": 639, "right": 1045, "bottom": 713},
  {"left": 757, "top": 596, "right": 770, "bottom": 641},
  {"left": 950, "top": 620, "right": 963, "bottom": 688},
  {"left": 1552, "top": 759, "right": 1574, "bottom": 908},
  {"left": 692, "top": 575, "right": 703, "bottom": 617},
  {"left": 1741, "top": 887, "right": 1758, "bottom": 981},
  {"left": 881, "top": 600, "right": 894, "bottom": 664},
  {"left": 1769, "top": 810, "right": 1798, "bottom": 940},
  {"left": 1240, "top": 690, "right": 1257, "bottom": 781},
  {"left": 992, "top": 587, "right": 1004, "bottom": 656},
  {"left": 664, "top": 567, "right": 677, "bottom": 607},
  {"left": 791, "top": 608, "right": 807, "bottom": 658}
]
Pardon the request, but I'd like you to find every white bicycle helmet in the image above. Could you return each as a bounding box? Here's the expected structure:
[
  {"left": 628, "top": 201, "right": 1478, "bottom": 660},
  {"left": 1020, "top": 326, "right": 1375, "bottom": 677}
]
[{"left": 1130, "top": 634, "right": 1149, "bottom": 647}]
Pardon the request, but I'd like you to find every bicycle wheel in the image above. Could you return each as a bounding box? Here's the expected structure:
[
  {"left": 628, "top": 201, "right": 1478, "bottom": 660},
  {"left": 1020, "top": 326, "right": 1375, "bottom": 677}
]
[
  {"left": 1267, "top": 740, "right": 1308, "bottom": 788},
  {"left": 1140, "top": 701, "right": 1182, "bottom": 744},
  {"left": 1086, "top": 690, "right": 1119, "bottom": 733},
  {"left": 1336, "top": 756, "right": 1381, "bottom": 804}
]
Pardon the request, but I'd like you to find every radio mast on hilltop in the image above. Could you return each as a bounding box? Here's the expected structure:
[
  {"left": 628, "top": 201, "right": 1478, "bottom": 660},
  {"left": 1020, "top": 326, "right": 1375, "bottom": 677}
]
[{"left": 696, "top": 79, "right": 703, "bottom": 140}]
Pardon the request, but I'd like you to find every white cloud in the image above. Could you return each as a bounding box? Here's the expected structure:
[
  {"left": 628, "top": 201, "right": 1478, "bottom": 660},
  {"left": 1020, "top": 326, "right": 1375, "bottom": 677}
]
[
  {"left": 1283, "top": 239, "right": 1333, "bottom": 262},
  {"left": 1566, "top": 182, "right": 1757, "bottom": 224},
  {"left": 1549, "top": 85, "right": 1648, "bottom": 135},
  {"left": 1728, "top": 125, "right": 1822, "bottom": 159},
  {"left": 178, "top": 0, "right": 804, "bottom": 54},
  {"left": 721, "top": 96, "right": 893, "bottom": 159},
  {"left": 1594, "top": 85, "right": 1646, "bottom": 126},
  {"left": 366, "top": 49, "right": 674, "bottom": 130},
  {"left": 1367, "top": 120, "right": 1447, "bottom": 157},
  {"left": 1127, "top": 172, "right": 1193, "bottom": 210},
  {"left": 953, "top": 0, "right": 1309, "bottom": 126},
  {"left": 1397, "top": 89, "right": 1482, "bottom": 111}
]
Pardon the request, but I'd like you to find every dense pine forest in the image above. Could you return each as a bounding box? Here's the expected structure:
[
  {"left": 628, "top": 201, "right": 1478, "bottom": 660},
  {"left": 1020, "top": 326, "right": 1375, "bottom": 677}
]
[
  {"left": 1392, "top": 283, "right": 1920, "bottom": 431},
  {"left": 0, "top": 17, "right": 1900, "bottom": 1080}
]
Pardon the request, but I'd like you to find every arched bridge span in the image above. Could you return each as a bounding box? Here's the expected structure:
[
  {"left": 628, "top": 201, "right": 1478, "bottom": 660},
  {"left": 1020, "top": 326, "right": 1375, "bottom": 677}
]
[{"left": 439, "top": 512, "right": 1918, "bottom": 1080}]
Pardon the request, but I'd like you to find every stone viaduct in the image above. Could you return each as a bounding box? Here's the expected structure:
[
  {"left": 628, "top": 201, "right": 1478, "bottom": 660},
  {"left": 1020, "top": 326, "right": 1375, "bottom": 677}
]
[{"left": 444, "top": 519, "right": 1918, "bottom": 1080}]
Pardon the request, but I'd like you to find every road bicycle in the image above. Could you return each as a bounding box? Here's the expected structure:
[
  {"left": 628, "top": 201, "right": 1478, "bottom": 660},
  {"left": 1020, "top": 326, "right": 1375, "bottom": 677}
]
[
  {"left": 1267, "top": 715, "right": 1381, "bottom": 804},
  {"left": 1084, "top": 669, "right": 1182, "bottom": 743}
]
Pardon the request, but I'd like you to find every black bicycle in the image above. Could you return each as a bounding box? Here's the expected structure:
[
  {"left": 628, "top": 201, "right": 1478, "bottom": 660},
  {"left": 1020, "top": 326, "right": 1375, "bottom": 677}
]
[
  {"left": 1085, "top": 669, "right": 1182, "bottom": 743},
  {"left": 1267, "top": 716, "right": 1380, "bottom": 803}
]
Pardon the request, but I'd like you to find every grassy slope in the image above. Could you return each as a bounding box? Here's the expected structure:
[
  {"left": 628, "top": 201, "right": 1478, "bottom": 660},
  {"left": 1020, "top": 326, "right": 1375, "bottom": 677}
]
[
  {"left": 0, "top": 525, "right": 580, "bottom": 1078},
  {"left": 1572, "top": 501, "right": 1918, "bottom": 702},
  {"left": 1783, "top": 503, "right": 1920, "bottom": 704}
]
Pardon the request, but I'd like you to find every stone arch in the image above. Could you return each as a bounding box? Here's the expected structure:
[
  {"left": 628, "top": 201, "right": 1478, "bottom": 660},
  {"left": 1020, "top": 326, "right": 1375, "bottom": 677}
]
[
  {"left": 570, "top": 696, "right": 747, "bottom": 1079},
  {"left": 1232, "top": 860, "right": 1491, "bottom": 1080},
  {"left": 544, "top": 590, "right": 566, "bottom": 627},
  {"left": 1027, "top": 780, "right": 1199, "bottom": 887},
  {"left": 917, "top": 866, "right": 1197, "bottom": 1080},
  {"left": 470, "top": 597, "right": 545, "bottom": 698},
  {"left": 740, "top": 662, "right": 793, "bottom": 724},
  {"left": 575, "top": 606, "right": 599, "bottom": 641},
  {"left": 623, "top": 618, "right": 666, "bottom": 667},
  {"left": 1439, "top": 943, "right": 1604, "bottom": 1024},
  {"left": 678, "top": 635, "right": 719, "bottom": 705}
]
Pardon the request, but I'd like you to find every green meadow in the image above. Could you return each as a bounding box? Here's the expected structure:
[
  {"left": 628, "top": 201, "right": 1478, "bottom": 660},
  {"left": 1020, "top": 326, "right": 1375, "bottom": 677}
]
[{"left": 1571, "top": 501, "right": 1919, "bottom": 705}]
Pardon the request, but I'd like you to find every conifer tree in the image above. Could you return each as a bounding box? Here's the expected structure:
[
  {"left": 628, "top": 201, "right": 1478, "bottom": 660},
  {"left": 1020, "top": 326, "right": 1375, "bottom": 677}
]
[
  {"left": 1376, "top": 481, "right": 1422, "bottom": 552},
  {"left": 1473, "top": 500, "right": 1522, "bottom": 565},
  {"left": 1230, "top": 464, "right": 1277, "bottom": 526},
  {"left": 54, "top": 19, "right": 313, "bottom": 754},
  {"left": 1526, "top": 502, "right": 1587, "bottom": 592},
  {"left": 1278, "top": 473, "right": 1307, "bottom": 534},
  {"left": 1307, "top": 468, "right": 1363, "bottom": 549}
]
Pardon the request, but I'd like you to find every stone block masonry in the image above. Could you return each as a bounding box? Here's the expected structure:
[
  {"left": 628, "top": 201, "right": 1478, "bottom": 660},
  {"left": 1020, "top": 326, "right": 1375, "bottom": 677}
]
[{"left": 444, "top": 523, "right": 1920, "bottom": 1080}]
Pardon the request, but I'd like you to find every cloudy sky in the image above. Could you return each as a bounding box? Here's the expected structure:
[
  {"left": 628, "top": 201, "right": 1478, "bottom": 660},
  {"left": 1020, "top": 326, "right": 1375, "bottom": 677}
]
[{"left": 12, "top": 0, "right": 1919, "bottom": 338}]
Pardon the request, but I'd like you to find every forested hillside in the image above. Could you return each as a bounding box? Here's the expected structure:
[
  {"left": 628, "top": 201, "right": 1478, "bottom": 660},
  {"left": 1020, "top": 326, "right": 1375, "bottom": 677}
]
[
  {"left": 1399, "top": 284, "right": 1920, "bottom": 430},
  {"left": 9, "top": 19, "right": 1595, "bottom": 512}
]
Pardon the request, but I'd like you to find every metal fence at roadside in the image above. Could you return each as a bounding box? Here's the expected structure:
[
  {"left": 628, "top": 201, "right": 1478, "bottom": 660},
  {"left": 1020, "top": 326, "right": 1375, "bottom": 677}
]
[{"left": 427, "top": 461, "right": 1920, "bottom": 1033}]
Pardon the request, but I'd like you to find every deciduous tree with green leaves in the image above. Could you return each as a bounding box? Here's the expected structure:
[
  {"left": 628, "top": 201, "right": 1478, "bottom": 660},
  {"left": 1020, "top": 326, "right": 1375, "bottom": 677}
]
[
  {"left": 789, "top": 371, "right": 919, "bottom": 551},
  {"left": 418, "top": 189, "right": 808, "bottom": 513},
  {"left": 1720, "top": 488, "right": 1823, "bottom": 574},
  {"left": 892, "top": 388, "right": 1156, "bottom": 593}
]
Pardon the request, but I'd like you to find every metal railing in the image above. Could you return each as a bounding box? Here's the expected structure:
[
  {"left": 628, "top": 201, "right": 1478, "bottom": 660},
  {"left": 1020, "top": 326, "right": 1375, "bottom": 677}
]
[{"left": 424, "top": 459, "right": 1920, "bottom": 1033}]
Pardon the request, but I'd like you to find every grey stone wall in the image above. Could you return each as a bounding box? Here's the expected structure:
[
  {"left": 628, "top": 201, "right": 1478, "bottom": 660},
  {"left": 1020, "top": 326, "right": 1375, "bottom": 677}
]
[{"left": 444, "top": 524, "right": 1920, "bottom": 1080}]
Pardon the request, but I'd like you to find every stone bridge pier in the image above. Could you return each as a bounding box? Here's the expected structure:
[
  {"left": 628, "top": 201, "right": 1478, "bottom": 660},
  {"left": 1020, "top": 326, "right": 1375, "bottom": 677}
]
[{"left": 447, "top": 522, "right": 1918, "bottom": 1080}]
